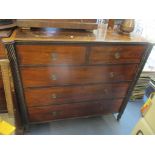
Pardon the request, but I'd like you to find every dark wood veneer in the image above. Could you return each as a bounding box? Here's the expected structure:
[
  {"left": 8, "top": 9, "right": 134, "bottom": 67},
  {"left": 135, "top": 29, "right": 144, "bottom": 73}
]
[
  {"left": 90, "top": 45, "right": 145, "bottom": 64},
  {"left": 20, "top": 64, "right": 138, "bottom": 88},
  {"left": 16, "top": 45, "right": 86, "bottom": 65},
  {"left": 25, "top": 83, "right": 129, "bottom": 107},
  {"left": 28, "top": 99, "right": 123, "bottom": 122}
]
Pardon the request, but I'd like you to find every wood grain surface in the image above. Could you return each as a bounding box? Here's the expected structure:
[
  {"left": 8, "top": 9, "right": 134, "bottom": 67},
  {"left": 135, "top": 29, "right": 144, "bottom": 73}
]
[
  {"left": 28, "top": 99, "right": 123, "bottom": 122},
  {"left": 20, "top": 64, "right": 138, "bottom": 88},
  {"left": 24, "top": 83, "right": 129, "bottom": 107},
  {"left": 90, "top": 45, "right": 146, "bottom": 64},
  {"left": 16, "top": 45, "right": 86, "bottom": 65},
  {"left": 2, "top": 28, "right": 148, "bottom": 43}
]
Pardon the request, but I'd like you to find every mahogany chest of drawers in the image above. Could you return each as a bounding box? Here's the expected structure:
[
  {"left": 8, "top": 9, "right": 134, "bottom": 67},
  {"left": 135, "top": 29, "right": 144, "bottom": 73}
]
[{"left": 2, "top": 28, "right": 153, "bottom": 129}]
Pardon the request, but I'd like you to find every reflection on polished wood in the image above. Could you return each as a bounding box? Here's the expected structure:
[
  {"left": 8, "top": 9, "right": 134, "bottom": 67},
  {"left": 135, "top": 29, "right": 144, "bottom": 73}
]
[
  {"left": 16, "top": 19, "right": 98, "bottom": 30},
  {"left": 3, "top": 27, "right": 148, "bottom": 43}
]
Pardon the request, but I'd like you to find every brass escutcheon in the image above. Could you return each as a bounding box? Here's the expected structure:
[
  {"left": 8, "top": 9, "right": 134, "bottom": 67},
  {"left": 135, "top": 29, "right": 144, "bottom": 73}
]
[{"left": 114, "top": 52, "right": 120, "bottom": 59}]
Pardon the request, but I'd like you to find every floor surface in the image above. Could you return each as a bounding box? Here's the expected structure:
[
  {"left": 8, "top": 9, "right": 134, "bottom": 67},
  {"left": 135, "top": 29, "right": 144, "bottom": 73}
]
[{"left": 25, "top": 100, "right": 144, "bottom": 135}]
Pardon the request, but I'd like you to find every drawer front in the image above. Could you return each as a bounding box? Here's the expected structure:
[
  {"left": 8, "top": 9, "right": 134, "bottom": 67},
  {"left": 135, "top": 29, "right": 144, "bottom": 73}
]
[
  {"left": 28, "top": 99, "right": 123, "bottom": 122},
  {"left": 16, "top": 45, "right": 86, "bottom": 65},
  {"left": 90, "top": 45, "right": 145, "bottom": 64},
  {"left": 21, "top": 64, "right": 138, "bottom": 87},
  {"left": 25, "top": 83, "right": 129, "bottom": 107}
]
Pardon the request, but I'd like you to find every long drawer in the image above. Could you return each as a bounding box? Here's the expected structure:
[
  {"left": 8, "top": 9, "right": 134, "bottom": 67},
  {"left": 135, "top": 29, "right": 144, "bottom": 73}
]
[
  {"left": 89, "top": 45, "right": 145, "bottom": 64},
  {"left": 24, "top": 83, "right": 129, "bottom": 107},
  {"left": 28, "top": 99, "right": 123, "bottom": 122},
  {"left": 20, "top": 64, "right": 138, "bottom": 88},
  {"left": 16, "top": 45, "right": 86, "bottom": 65}
]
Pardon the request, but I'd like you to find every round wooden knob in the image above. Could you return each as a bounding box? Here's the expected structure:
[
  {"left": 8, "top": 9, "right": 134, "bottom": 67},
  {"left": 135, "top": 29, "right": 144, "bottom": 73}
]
[{"left": 104, "top": 89, "right": 108, "bottom": 94}]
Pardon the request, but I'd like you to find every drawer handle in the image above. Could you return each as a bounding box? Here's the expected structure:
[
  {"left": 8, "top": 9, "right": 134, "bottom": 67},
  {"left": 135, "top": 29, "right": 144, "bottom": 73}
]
[
  {"left": 51, "top": 111, "right": 62, "bottom": 117},
  {"left": 114, "top": 52, "right": 120, "bottom": 59},
  {"left": 110, "top": 72, "right": 114, "bottom": 78},
  {"left": 51, "top": 74, "right": 57, "bottom": 80},
  {"left": 52, "top": 111, "right": 57, "bottom": 116},
  {"left": 51, "top": 52, "right": 58, "bottom": 61},
  {"left": 52, "top": 93, "right": 57, "bottom": 99},
  {"left": 104, "top": 89, "right": 108, "bottom": 94}
]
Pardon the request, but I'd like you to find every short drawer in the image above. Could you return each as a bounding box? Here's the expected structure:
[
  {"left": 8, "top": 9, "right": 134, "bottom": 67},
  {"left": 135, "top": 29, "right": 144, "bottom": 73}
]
[
  {"left": 20, "top": 64, "right": 138, "bottom": 87},
  {"left": 89, "top": 45, "right": 145, "bottom": 64},
  {"left": 16, "top": 45, "right": 86, "bottom": 65},
  {"left": 28, "top": 99, "right": 123, "bottom": 122},
  {"left": 25, "top": 83, "right": 129, "bottom": 107}
]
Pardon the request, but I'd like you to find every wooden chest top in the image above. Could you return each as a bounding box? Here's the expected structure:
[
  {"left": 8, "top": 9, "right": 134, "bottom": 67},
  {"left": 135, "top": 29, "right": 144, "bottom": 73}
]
[{"left": 2, "top": 28, "right": 149, "bottom": 44}]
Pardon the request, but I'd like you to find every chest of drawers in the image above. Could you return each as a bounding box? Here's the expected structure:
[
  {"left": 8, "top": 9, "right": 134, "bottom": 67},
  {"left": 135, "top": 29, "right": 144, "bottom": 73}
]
[{"left": 3, "top": 28, "right": 153, "bottom": 129}]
